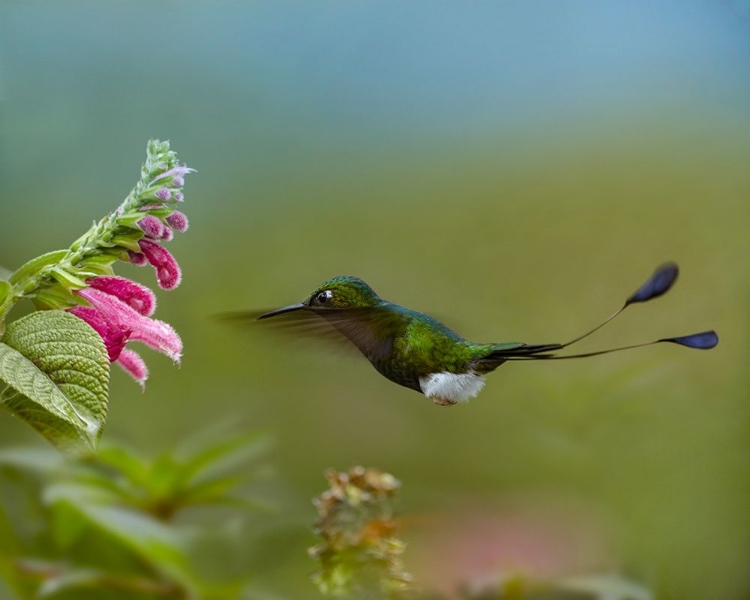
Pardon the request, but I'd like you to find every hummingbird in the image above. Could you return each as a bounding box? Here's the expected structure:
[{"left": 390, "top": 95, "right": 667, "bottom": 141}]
[{"left": 229, "top": 263, "right": 718, "bottom": 406}]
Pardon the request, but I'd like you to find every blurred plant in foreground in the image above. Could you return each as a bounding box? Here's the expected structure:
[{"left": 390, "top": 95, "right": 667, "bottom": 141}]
[
  {"left": 0, "top": 430, "right": 270, "bottom": 599},
  {"left": 309, "top": 469, "right": 652, "bottom": 600},
  {"left": 0, "top": 140, "right": 192, "bottom": 453},
  {"left": 310, "top": 467, "right": 413, "bottom": 599}
]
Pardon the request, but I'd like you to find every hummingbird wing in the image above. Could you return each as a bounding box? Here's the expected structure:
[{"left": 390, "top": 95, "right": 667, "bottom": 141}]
[{"left": 220, "top": 307, "right": 407, "bottom": 360}]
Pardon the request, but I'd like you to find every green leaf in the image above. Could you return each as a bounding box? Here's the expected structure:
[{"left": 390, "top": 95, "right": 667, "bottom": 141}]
[
  {"left": 44, "top": 483, "right": 198, "bottom": 594},
  {"left": 97, "top": 445, "right": 150, "bottom": 488},
  {"left": 34, "top": 564, "right": 183, "bottom": 599},
  {"left": 179, "top": 432, "right": 271, "bottom": 486},
  {"left": 0, "top": 447, "right": 65, "bottom": 475},
  {"left": 0, "top": 279, "right": 13, "bottom": 334},
  {"left": 8, "top": 250, "right": 68, "bottom": 287},
  {"left": 110, "top": 234, "right": 143, "bottom": 252},
  {"left": 49, "top": 498, "right": 91, "bottom": 549},
  {"left": 48, "top": 267, "right": 87, "bottom": 290},
  {"left": 36, "top": 566, "right": 104, "bottom": 598},
  {"left": 0, "top": 279, "right": 11, "bottom": 307},
  {"left": 32, "top": 286, "right": 77, "bottom": 311},
  {"left": 0, "top": 311, "right": 110, "bottom": 453}
]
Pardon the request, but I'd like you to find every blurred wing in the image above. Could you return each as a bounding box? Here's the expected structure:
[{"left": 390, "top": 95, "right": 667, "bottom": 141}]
[{"left": 219, "top": 307, "right": 407, "bottom": 360}]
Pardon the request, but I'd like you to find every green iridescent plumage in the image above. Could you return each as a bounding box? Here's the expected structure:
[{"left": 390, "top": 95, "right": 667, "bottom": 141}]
[
  {"left": 230, "top": 265, "right": 718, "bottom": 406},
  {"left": 260, "top": 277, "right": 546, "bottom": 392}
]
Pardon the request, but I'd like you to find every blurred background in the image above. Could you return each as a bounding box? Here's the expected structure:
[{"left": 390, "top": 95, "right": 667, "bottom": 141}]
[{"left": 1, "top": 1, "right": 749, "bottom": 599}]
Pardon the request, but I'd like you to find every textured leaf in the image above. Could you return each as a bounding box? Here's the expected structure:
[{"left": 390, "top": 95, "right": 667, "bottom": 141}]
[
  {"left": 0, "top": 346, "right": 93, "bottom": 453},
  {"left": 0, "top": 311, "right": 110, "bottom": 453}
]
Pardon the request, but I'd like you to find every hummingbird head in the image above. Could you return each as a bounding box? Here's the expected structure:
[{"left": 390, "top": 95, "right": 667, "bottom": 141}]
[
  {"left": 256, "top": 276, "right": 382, "bottom": 320},
  {"left": 305, "top": 276, "right": 381, "bottom": 309}
]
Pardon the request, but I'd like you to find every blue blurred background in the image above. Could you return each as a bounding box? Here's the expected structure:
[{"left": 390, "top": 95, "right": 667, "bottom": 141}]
[{"left": 1, "top": 2, "right": 749, "bottom": 598}]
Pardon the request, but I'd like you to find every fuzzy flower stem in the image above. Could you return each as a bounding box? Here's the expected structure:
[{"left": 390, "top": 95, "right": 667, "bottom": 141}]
[{"left": 0, "top": 140, "right": 192, "bottom": 321}]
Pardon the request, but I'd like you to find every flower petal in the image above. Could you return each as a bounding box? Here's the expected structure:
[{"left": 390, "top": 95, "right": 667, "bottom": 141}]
[
  {"left": 116, "top": 348, "right": 149, "bottom": 390},
  {"left": 128, "top": 317, "right": 183, "bottom": 363},
  {"left": 138, "top": 239, "right": 182, "bottom": 290},
  {"left": 152, "top": 165, "right": 196, "bottom": 183},
  {"left": 76, "top": 287, "right": 182, "bottom": 362},
  {"left": 87, "top": 275, "right": 157, "bottom": 317},
  {"left": 68, "top": 305, "right": 130, "bottom": 361}
]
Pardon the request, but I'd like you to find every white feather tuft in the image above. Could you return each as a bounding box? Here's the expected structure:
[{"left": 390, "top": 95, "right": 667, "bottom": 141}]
[{"left": 419, "top": 371, "right": 486, "bottom": 405}]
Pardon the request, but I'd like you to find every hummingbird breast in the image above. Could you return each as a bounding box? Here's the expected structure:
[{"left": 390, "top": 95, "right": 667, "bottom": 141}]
[
  {"left": 369, "top": 356, "right": 423, "bottom": 392},
  {"left": 367, "top": 313, "right": 478, "bottom": 395}
]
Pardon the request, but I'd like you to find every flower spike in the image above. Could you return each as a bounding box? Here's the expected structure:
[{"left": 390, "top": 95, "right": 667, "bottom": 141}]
[{"left": 3, "top": 140, "right": 192, "bottom": 389}]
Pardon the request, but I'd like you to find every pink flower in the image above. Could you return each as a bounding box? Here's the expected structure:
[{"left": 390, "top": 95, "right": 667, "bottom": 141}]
[
  {"left": 87, "top": 276, "right": 156, "bottom": 316},
  {"left": 68, "top": 305, "right": 129, "bottom": 361},
  {"left": 68, "top": 277, "right": 183, "bottom": 388},
  {"left": 152, "top": 165, "right": 196, "bottom": 183},
  {"left": 76, "top": 286, "right": 182, "bottom": 361},
  {"left": 154, "top": 188, "right": 171, "bottom": 201},
  {"left": 138, "top": 239, "right": 182, "bottom": 290}
]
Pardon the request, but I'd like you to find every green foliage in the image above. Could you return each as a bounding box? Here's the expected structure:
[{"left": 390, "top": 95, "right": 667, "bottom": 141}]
[
  {"left": 91, "top": 431, "right": 272, "bottom": 521},
  {"left": 0, "top": 430, "right": 270, "bottom": 600},
  {"left": 0, "top": 311, "right": 109, "bottom": 454}
]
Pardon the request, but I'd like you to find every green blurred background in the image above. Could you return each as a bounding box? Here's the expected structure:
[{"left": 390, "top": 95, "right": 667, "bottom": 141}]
[{"left": 1, "top": 1, "right": 749, "bottom": 598}]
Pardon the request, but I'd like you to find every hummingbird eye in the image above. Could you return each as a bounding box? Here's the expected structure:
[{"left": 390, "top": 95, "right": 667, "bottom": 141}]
[{"left": 316, "top": 290, "right": 333, "bottom": 304}]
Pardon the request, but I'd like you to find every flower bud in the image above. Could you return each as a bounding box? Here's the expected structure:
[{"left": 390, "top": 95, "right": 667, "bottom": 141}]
[
  {"left": 138, "top": 215, "right": 167, "bottom": 239},
  {"left": 165, "top": 210, "right": 189, "bottom": 233}
]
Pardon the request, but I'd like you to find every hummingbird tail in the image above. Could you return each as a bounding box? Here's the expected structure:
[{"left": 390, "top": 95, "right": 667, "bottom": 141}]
[
  {"left": 498, "top": 330, "right": 718, "bottom": 361},
  {"left": 491, "top": 263, "right": 718, "bottom": 361},
  {"left": 551, "top": 262, "right": 680, "bottom": 352}
]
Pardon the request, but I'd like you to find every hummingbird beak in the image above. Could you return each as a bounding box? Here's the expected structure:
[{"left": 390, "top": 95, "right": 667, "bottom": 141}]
[{"left": 256, "top": 303, "right": 306, "bottom": 320}]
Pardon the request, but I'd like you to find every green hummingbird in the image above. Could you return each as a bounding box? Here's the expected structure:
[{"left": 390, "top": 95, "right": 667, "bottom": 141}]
[{"left": 230, "top": 263, "right": 718, "bottom": 406}]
